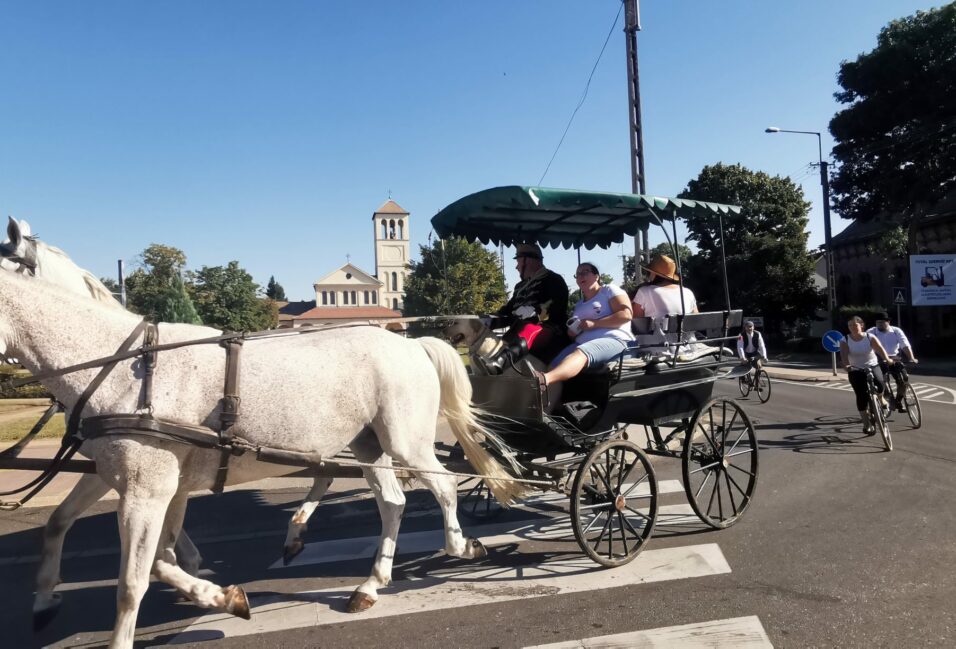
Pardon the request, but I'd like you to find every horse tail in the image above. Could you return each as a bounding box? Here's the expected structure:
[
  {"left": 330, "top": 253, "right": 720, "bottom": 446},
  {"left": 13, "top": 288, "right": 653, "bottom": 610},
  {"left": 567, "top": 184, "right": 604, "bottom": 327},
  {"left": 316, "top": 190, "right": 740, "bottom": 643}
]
[{"left": 416, "top": 336, "right": 532, "bottom": 506}]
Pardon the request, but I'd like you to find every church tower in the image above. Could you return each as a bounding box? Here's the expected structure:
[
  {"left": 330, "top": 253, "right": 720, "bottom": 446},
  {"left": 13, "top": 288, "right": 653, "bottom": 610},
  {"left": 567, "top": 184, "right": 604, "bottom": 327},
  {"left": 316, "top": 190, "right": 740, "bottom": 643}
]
[{"left": 373, "top": 199, "right": 410, "bottom": 311}]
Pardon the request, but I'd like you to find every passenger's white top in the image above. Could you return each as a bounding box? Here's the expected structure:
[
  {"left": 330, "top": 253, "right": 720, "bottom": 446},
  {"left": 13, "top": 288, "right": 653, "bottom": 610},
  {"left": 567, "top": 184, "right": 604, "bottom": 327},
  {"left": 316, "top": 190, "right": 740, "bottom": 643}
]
[
  {"left": 866, "top": 325, "right": 911, "bottom": 357},
  {"left": 632, "top": 284, "right": 698, "bottom": 348},
  {"left": 845, "top": 332, "right": 878, "bottom": 368},
  {"left": 572, "top": 284, "right": 634, "bottom": 344}
]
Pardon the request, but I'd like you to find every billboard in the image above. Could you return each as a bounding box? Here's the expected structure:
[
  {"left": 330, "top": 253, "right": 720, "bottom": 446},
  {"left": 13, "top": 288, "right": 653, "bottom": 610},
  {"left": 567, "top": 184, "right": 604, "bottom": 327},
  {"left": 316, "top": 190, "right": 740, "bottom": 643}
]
[{"left": 910, "top": 254, "right": 956, "bottom": 306}]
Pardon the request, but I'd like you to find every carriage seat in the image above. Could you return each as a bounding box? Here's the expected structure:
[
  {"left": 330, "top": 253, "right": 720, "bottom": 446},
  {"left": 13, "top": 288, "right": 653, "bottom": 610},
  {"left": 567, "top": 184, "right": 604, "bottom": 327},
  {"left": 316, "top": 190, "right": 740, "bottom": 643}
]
[{"left": 631, "top": 309, "right": 743, "bottom": 338}]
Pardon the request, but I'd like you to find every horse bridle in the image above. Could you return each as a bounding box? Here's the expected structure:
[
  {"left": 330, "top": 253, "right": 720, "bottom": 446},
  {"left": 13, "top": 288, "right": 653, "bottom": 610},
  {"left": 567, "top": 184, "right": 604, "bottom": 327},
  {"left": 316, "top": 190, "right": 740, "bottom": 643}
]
[{"left": 0, "top": 236, "right": 38, "bottom": 275}]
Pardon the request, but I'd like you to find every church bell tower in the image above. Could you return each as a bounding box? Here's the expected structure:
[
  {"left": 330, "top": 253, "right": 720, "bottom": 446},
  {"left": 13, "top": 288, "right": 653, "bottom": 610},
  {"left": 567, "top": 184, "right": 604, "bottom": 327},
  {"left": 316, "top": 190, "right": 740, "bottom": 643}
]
[{"left": 373, "top": 200, "right": 410, "bottom": 312}]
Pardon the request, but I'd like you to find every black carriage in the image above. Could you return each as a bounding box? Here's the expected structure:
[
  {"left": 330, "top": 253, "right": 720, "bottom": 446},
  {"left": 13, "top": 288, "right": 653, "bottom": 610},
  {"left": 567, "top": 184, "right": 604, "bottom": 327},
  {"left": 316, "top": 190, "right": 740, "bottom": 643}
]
[{"left": 427, "top": 186, "right": 759, "bottom": 566}]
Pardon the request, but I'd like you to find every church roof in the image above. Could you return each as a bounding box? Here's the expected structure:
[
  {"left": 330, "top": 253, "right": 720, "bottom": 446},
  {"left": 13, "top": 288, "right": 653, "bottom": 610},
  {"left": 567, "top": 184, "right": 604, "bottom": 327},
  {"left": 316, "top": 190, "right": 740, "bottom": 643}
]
[
  {"left": 373, "top": 200, "right": 408, "bottom": 216},
  {"left": 313, "top": 263, "right": 382, "bottom": 287},
  {"left": 294, "top": 306, "right": 402, "bottom": 321}
]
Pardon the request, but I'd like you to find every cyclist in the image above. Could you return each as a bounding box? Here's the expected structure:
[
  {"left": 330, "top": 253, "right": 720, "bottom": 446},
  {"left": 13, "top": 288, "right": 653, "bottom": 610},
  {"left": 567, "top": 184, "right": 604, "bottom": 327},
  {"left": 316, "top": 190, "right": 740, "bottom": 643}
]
[
  {"left": 737, "top": 320, "right": 768, "bottom": 369},
  {"left": 840, "top": 315, "right": 895, "bottom": 434},
  {"left": 866, "top": 311, "right": 918, "bottom": 410}
]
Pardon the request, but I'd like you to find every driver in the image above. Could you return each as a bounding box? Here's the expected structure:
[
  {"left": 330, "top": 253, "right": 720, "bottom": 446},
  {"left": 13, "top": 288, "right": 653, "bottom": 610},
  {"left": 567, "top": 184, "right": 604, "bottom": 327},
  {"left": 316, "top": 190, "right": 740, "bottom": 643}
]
[{"left": 484, "top": 243, "right": 569, "bottom": 365}]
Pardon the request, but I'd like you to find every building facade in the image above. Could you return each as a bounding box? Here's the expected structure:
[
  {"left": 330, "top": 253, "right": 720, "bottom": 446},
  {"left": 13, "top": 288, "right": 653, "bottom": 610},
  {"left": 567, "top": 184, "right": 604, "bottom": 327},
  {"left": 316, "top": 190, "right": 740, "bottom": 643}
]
[{"left": 373, "top": 200, "right": 410, "bottom": 311}]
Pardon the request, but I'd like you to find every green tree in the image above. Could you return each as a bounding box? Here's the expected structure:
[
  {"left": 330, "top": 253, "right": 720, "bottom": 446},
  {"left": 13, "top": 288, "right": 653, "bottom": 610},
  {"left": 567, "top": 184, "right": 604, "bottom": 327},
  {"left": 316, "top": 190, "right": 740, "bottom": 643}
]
[
  {"left": 123, "top": 244, "right": 189, "bottom": 321},
  {"left": 187, "top": 262, "right": 277, "bottom": 331},
  {"left": 623, "top": 243, "right": 696, "bottom": 291},
  {"left": 678, "top": 163, "right": 821, "bottom": 334},
  {"left": 403, "top": 237, "right": 507, "bottom": 316},
  {"left": 155, "top": 274, "right": 203, "bottom": 324},
  {"left": 266, "top": 275, "right": 287, "bottom": 301},
  {"left": 829, "top": 3, "right": 956, "bottom": 252}
]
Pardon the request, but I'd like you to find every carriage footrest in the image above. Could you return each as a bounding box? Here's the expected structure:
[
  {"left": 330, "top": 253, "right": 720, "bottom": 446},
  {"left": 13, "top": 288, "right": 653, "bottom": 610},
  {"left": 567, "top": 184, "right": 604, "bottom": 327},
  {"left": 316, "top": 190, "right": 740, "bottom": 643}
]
[{"left": 544, "top": 413, "right": 617, "bottom": 450}]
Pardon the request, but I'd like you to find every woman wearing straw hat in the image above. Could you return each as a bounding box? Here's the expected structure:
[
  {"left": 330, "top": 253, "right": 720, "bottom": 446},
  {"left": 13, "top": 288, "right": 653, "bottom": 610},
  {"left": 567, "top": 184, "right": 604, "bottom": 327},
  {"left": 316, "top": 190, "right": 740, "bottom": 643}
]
[{"left": 632, "top": 254, "right": 698, "bottom": 349}]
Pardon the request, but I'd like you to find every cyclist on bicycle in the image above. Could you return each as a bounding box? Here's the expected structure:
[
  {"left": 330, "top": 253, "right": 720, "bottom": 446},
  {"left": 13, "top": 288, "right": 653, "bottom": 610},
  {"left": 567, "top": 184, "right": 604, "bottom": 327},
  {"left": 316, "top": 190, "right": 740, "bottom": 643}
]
[
  {"left": 866, "top": 311, "right": 918, "bottom": 410},
  {"left": 737, "top": 321, "right": 768, "bottom": 369},
  {"left": 840, "top": 315, "right": 895, "bottom": 434}
]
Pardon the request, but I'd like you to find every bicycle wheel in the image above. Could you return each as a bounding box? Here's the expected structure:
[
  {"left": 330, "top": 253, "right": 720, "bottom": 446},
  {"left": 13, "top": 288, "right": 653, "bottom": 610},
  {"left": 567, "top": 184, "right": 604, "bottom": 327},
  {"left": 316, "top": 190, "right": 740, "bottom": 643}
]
[
  {"left": 903, "top": 383, "right": 922, "bottom": 429},
  {"left": 870, "top": 394, "right": 892, "bottom": 451},
  {"left": 738, "top": 374, "right": 751, "bottom": 397},
  {"left": 755, "top": 370, "right": 771, "bottom": 403}
]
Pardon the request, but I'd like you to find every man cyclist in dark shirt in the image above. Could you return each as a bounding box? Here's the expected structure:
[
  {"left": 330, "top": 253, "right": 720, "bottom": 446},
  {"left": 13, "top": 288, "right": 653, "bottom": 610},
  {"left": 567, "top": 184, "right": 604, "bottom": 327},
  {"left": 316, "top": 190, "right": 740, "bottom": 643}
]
[{"left": 485, "top": 243, "right": 569, "bottom": 366}]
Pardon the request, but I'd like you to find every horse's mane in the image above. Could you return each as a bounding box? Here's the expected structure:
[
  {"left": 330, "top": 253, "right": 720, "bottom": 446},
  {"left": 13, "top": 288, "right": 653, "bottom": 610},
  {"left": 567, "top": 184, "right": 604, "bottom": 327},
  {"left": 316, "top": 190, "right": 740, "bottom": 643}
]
[{"left": 38, "top": 241, "right": 123, "bottom": 308}]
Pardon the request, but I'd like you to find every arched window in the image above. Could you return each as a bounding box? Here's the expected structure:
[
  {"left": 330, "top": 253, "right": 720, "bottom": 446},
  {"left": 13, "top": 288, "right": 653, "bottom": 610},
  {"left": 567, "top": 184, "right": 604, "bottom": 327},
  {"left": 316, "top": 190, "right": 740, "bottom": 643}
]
[
  {"left": 380, "top": 219, "right": 387, "bottom": 239},
  {"left": 389, "top": 219, "right": 396, "bottom": 239},
  {"left": 364, "top": 290, "right": 369, "bottom": 304},
  {"left": 342, "top": 291, "right": 348, "bottom": 305},
  {"left": 391, "top": 272, "right": 398, "bottom": 291},
  {"left": 330, "top": 291, "right": 336, "bottom": 305},
  {"left": 350, "top": 290, "right": 357, "bottom": 305},
  {"left": 372, "top": 291, "right": 377, "bottom": 304},
  {"left": 397, "top": 220, "right": 404, "bottom": 239},
  {"left": 393, "top": 298, "right": 398, "bottom": 310},
  {"left": 321, "top": 291, "right": 328, "bottom": 305}
]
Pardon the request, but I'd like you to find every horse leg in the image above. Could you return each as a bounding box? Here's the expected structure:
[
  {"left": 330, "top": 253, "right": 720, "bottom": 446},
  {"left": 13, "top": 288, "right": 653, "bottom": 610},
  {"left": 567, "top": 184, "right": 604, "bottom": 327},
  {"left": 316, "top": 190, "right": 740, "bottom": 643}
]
[
  {"left": 150, "top": 490, "right": 250, "bottom": 619},
  {"left": 282, "top": 475, "right": 334, "bottom": 564},
  {"left": 33, "top": 472, "right": 110, "bottom": 629},
  {"left": 109, "top": 480, "right": 177, "bottom": 649},
  {"left": 346, "top": 433, "right": 405, "bottom": 613}
]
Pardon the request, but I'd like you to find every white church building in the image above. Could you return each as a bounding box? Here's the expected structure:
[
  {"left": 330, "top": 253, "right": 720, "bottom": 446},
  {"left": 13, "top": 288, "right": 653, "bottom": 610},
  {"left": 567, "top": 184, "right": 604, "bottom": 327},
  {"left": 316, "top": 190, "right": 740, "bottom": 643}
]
[{"left": 282, "top": 199, "right": 410, "bottom": 329}]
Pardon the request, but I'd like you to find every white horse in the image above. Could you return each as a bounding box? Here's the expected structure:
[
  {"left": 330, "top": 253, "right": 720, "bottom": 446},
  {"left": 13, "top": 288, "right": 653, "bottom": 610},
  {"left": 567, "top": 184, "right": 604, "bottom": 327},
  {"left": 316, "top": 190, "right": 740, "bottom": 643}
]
[
  {"left": 0, "top": 266, "right": 527, "bottom": 649},
  {"left": 0, "top": 218, "right": 339, "bottom": 576}
]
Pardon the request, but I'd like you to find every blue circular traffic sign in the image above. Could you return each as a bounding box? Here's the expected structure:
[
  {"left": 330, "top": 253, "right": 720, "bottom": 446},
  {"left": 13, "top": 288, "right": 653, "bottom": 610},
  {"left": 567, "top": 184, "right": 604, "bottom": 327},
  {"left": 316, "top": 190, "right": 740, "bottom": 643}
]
[{"left": 822, "top": 330, "right": 844, "bottom": 353}]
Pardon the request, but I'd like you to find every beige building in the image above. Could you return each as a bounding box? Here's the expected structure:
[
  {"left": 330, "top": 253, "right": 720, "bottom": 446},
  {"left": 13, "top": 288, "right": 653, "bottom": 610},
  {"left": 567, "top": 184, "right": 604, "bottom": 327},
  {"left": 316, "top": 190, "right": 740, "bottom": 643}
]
[{"left": 373, "top": 199, "right": 411, "bottom": 311}]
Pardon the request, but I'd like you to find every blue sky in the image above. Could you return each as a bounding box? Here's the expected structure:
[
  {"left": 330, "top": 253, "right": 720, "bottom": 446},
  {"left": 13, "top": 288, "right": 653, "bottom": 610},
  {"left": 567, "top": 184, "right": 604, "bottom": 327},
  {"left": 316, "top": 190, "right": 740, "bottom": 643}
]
[{"left": 0, "top": 1, "right": 942, "bottom": 301}]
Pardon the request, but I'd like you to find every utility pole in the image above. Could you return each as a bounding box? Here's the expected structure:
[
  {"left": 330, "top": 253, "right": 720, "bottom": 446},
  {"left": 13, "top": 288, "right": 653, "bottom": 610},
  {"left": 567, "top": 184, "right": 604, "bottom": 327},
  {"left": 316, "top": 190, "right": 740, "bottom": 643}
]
[{"left": 624, "top": 0, "right": 649, "bottom": 274}]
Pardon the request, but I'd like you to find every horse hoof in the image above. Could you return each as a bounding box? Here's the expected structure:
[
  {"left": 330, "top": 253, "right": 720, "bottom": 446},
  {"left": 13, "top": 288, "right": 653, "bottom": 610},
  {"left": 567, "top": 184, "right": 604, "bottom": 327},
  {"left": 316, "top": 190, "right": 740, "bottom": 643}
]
[
  {"left": 347, "top": 591, "right": 376, "bottom": 613},
  {"left": 32, "top": 593, "right": 62, "bottom": 631},
  {"left": 282, "top": 539, "right": 305, "bottom": 565},
  {"left": 223, "top": 585, "right": 251, "bottom": 620},
  {"left": 469, "top": 537, "right": 487, "bottom": 559}
]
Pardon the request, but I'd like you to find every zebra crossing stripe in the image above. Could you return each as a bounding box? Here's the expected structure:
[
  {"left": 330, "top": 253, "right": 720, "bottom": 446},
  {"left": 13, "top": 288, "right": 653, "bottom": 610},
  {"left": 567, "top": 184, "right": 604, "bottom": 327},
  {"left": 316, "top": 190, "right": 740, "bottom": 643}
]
[
  {"left": 169, "top": 543, "right": 732, "bottom": 644},
  {"left": 523, "top": 615, "right": 772, "bottom": 648},
  {"left": 918, "top": 390, "right": 944, "bottom": 399},
  {"left": 271, "top": 482, "right": 688, "bottom": 569}
]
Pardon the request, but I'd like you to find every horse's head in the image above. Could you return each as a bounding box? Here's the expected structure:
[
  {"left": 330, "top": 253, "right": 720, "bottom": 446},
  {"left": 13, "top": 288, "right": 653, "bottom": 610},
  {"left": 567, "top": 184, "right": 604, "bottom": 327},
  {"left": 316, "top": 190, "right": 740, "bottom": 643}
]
[
  {"left": 0, "top": 217, "right": 121, "bottom": 308},
  {"left": 0, "top": 217, "right": 38, "bottom": 274}
]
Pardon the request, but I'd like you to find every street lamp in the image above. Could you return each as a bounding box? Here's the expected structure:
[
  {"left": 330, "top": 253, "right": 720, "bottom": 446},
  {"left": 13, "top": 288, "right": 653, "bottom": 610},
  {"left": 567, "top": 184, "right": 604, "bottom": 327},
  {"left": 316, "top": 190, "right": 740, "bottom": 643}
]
[{"left": 765, "top": 126, "right": 838, "bottom": 375}]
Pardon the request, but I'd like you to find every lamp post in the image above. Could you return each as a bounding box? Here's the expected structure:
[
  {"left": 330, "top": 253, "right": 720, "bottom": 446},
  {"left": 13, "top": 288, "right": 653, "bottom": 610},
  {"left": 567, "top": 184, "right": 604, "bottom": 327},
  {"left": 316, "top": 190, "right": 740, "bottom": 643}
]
[{"left": 765, "top": 126, "right": 838, "bottom": 375}]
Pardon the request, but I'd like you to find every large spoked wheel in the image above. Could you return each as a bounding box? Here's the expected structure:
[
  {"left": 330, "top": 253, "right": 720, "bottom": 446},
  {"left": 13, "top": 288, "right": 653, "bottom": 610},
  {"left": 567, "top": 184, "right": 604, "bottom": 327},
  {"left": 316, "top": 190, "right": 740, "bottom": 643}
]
[
  {"left": 738, "top": 374, "right": 751, "bottom": 397},
  {"left": 457, "top": 476, "right": 505, "bottom": 521},
  {"left": 870, "top": 394, "right": 892, "bottom": 451},
  {"left": 571, "top": 439, "right": 658, "bottom": 567},
  {"left": 903, "top": 383, "right": 922, "bottom": 429},
  {"left": 754, "top": 370, "right": 771, "bottom": 403},
  {"left": 682, "top": 398, "right": 759, "bottom": 529}
]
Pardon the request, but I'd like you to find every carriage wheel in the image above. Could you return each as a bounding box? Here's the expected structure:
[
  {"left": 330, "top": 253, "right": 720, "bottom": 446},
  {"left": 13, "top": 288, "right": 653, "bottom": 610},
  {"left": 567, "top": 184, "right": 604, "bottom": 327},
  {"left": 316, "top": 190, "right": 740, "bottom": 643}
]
[
  {"left": 682, "top": 398, "right": 759, "bottom": 529},
  {"left": 755, "top": 370, "right": 771, "bottom": 403},
  {"left": 903, "top": 384, "right": 922, "bottom": 429},
  {"left": 571, "top": 439, "right": 658, "bottom": 567},
  {"left": 457, "top": 476, "right": 505, "bottom": 521},
  {"left": 737, "top": 375, "right": 751, "bottom": 397}
]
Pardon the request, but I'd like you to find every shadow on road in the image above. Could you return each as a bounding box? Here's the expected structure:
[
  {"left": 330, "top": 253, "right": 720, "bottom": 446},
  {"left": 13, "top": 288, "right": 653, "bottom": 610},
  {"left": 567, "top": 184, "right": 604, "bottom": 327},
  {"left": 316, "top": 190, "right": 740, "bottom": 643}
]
[{"left": 756, "top": 415, "right": 890, "bottom": 455}]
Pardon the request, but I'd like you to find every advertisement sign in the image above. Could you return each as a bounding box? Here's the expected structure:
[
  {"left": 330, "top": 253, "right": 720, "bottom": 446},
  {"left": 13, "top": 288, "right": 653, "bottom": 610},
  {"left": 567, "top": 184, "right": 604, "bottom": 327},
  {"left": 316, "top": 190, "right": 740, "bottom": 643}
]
[{"left": 910, "top": 254, "right": 956, "bottom": 306}]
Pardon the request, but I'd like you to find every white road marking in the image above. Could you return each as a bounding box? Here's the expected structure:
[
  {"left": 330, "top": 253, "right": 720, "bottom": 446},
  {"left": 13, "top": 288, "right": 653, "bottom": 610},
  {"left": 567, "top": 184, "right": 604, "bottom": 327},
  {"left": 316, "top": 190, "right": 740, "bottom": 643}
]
[
  {"left": 271, "top": 497, "right": 691, "bottom": 570},
  {"left": 524, "top": 615, "right": 773, "bottom": 648},
  {"left": 169, "top": 543, "right": 732, "bottom": 644},
  {"left": 778, "top": 379, "right": 956, "bottom": 405}
]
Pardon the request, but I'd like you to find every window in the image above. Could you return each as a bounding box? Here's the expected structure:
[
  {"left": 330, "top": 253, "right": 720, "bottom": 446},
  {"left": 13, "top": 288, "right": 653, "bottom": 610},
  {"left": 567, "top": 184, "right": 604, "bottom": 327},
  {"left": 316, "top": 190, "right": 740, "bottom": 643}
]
[
  {"left": 393, "top": 298, "right": 398, "bottom": 310},
  {"left": 321, "top": 291, "right": 327, "bottom": 305},
  {"left": 397, "top": 220, "right": 404, "bottom": 239},
  {"left": 342, "top": 291, "right": 348, "bottom": 305},
  {"left": 364, "top": 290, "right": 369, "bottom": 304},
  {"left": 389, "top": 219, "right": 396, "bottom": 239},
  {"left": 351, "top": 290, "right": 357, "bottom": 305},
  {"left": 372, "top": 291, "right": 377, "bottom": 304},
  {"left": 380, "top": 219, "right": 387, "bottom": 239},
  {"left": 330, "top": 291, "right": 336, "bottom": 305},
  {"left": 391, "top": 272, "right": 397, "bottom": 291}
]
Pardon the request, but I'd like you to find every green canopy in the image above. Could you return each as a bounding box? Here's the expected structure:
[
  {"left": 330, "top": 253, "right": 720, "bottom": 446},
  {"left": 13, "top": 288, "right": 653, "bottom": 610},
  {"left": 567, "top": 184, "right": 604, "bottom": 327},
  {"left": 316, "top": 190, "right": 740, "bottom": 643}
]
[{"left": 431, "top": 186, "right": 741, "bottom": 250}]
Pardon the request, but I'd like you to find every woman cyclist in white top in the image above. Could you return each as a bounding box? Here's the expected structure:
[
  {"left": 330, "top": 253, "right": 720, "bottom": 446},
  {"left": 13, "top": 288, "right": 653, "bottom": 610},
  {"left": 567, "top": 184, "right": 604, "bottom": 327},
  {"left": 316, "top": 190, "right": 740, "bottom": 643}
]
[{"left": 839, "top": 315, "right": 894, "bottom": 433}]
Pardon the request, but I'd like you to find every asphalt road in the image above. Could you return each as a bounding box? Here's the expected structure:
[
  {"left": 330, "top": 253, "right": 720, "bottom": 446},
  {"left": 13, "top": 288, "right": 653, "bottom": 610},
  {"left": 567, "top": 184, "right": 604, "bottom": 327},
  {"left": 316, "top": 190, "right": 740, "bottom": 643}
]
[{"left": 1, "top": 375, "right": 954, "bottom": 648}]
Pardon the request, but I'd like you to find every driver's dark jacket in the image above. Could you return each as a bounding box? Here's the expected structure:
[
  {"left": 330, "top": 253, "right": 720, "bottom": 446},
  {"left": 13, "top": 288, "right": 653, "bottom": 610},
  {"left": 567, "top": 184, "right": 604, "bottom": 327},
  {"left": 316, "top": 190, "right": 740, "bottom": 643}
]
[{"left": 494, "top": 267, "right": 569, "bottom": 328}]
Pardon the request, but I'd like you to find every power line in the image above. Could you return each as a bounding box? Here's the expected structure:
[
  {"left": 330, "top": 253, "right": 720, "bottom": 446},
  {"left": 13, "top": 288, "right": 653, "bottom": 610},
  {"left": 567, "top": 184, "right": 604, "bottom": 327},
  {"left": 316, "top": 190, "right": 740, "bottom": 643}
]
[{"left": 538, "top": 3, "right": 624, "bottom": 186}]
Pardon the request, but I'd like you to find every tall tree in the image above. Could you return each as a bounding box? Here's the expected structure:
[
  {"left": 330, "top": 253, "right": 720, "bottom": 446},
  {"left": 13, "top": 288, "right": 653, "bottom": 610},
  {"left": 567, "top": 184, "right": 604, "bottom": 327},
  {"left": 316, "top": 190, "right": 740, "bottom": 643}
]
[
  {"left": 403, "top": 237, "right": 507, "bottom": 316},
  {"left": 187, "top": 262, "right": 277, "bottom": 331},
  {"left": 829, "top": 3, "right": 956, "bottom": 253},
  {"left": 155, "top": 274, "right": 203, "bottom": 324},
  {"left": 266, "top": 275, "right": 287, "bottom": 301},
  {"left": 123, "top": 244, "right": 189, "bottom": 321},
  {"left": 678, "top": 163, "right": 821, "bottom": 333}
]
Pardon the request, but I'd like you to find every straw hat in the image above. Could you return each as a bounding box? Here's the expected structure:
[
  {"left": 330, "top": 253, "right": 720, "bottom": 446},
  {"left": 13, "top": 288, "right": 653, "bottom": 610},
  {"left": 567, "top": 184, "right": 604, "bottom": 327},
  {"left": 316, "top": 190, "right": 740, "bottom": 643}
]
[{"left": 641, "top": 254, "right": 680, "bottom": 281}]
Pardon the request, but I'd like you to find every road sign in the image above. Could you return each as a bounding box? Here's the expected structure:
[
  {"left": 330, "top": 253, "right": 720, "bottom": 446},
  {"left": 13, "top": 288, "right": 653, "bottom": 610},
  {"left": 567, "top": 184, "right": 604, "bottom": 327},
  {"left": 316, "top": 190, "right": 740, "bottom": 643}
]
[
  {"left": 892, "top": 287, "right": 907, "bottom": 306},
  {"left": 822, "top": 330, "right": 844, "bottom": 353}
]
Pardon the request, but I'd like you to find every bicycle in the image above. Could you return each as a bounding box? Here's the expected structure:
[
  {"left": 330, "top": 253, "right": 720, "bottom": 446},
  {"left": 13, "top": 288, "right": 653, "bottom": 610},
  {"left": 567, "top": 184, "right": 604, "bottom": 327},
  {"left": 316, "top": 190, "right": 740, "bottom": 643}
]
[
  {"left": 848, "top": 365, "right": 892, "bottom": 452},
  {"left": 881, "top": 357, "right": 921, "bottom": 429},
  {"left": 737, "top": 357, "right": 771, "bottom": 403}
]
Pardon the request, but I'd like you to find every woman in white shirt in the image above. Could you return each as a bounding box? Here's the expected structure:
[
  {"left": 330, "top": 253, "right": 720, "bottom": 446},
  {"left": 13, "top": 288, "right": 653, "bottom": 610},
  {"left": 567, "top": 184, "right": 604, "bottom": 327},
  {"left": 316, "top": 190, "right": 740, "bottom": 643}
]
[
  {"left": 839, "top": 315, "right": 894, "bottom": 433},
  {"left": 535, "top": 263, "right": 633, "bottom": 394},
  {"left": 631, "top": 254, "right": 698, "bottom": 348}
]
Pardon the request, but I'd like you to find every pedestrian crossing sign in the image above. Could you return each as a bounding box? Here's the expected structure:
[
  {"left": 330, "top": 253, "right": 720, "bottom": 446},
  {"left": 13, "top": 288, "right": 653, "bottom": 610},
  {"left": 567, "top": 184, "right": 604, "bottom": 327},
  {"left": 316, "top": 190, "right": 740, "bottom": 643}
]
[{"left": 892, "top": 287, "right": 907, "bottom": 305}]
